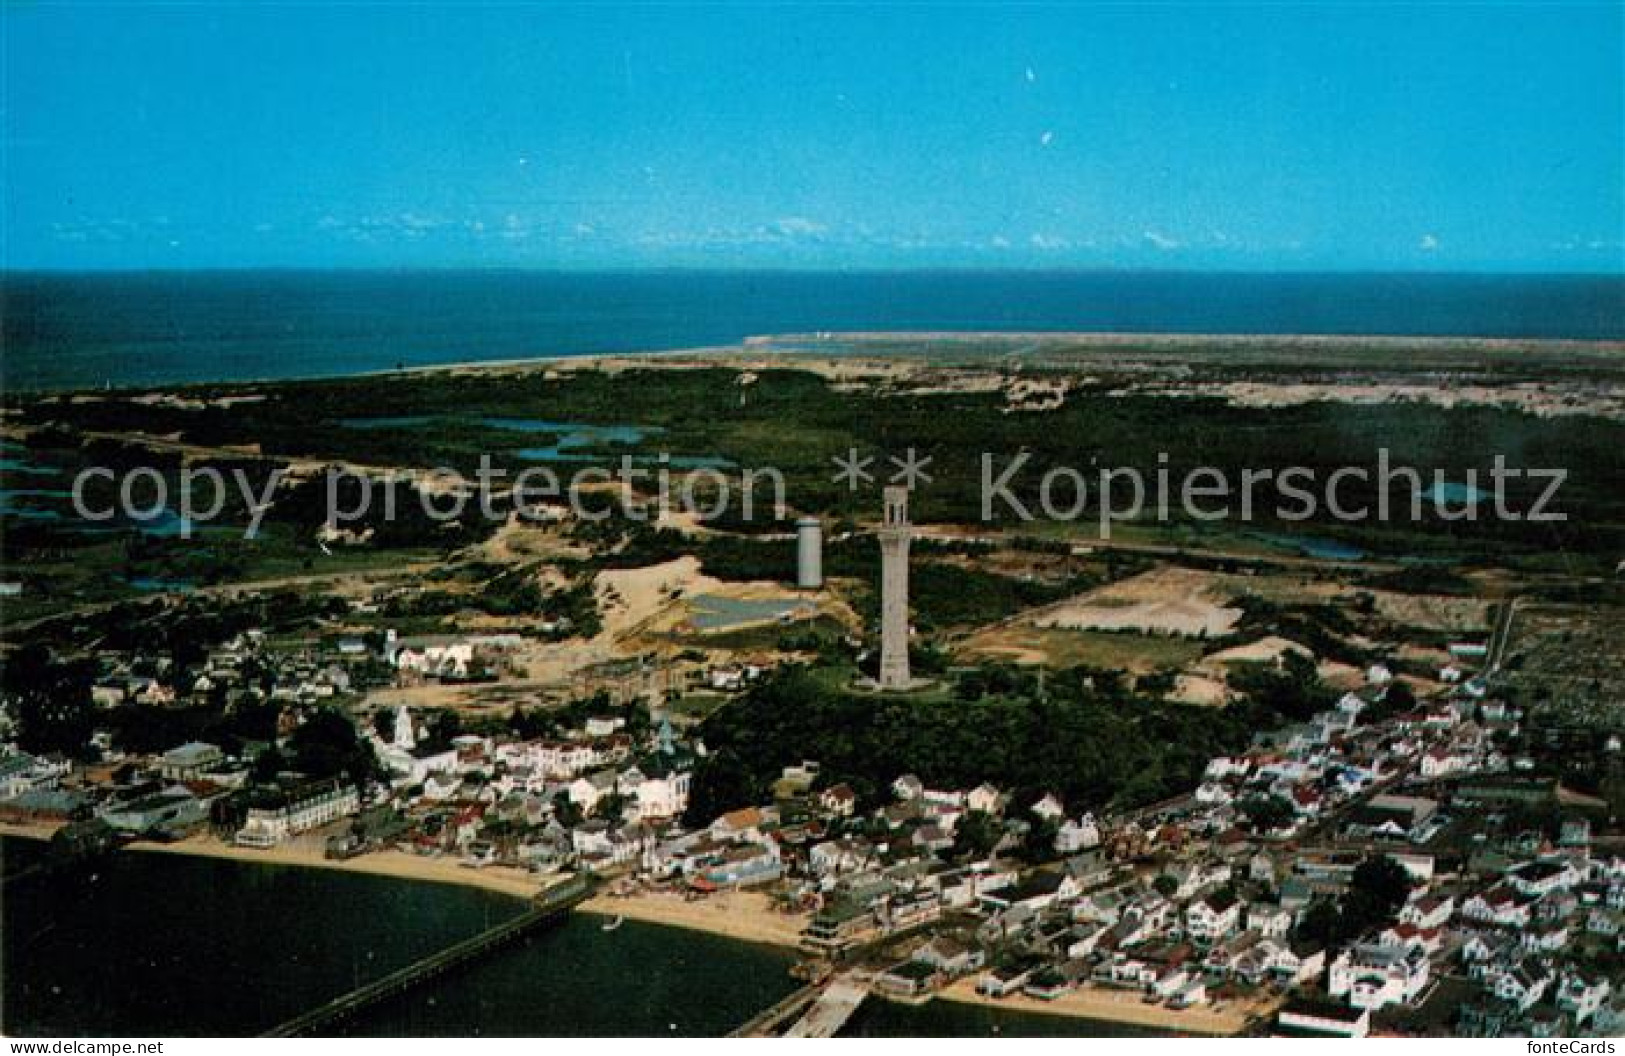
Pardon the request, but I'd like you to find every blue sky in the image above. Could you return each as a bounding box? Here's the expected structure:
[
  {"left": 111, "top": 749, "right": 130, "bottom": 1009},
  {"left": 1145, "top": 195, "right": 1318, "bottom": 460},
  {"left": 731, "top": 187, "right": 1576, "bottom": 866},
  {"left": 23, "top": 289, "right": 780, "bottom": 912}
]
[{"left": 4, "top": 4, "right": 1621, "bottom": 271}]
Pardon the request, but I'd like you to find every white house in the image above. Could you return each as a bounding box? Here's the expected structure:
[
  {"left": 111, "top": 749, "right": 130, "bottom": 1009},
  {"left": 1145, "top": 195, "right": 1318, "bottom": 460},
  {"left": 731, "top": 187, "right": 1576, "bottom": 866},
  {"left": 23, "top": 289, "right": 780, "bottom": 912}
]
[
  {"left": 966, "top": 783, "right": 1002, "bottom": 814},
  {"left": 1556, "top": 973, "right": 1612, "bottom": 1026},
  {"left": 1247, "top": 902, "right": 1294, "bottom": 939},
  {"left": 1419, "top": 747, "right": 1470, "bottom": 779},
  {"left": 159, "top": 741, "right": 223, "bottom": 780},
  {"left": 235, "top": 782, "right": 358, "bottom": 848},
  {"left": 1185, "top": 890, "right": 1241, "bottom": 944},
  {"left": 1461, "top": 886, "right": 1533, "bottom": 928},
  {"left": 1328, "top": 943, "right": 1430, "bottom": 1011},
  {"left": 1030, "top": 793, "right": 1065, "bottom": 821},
  {"left": 1482, "top": 959, "right": 1554, "bottom": 1012},
  {"left": 380, "top": 743, "right": 458, "bottom": 786},
  {"left": 0, "top": 752, "right": 68, "bottom": 798},
  {"left": 1507, "top": 859, "right": 1581, "bottom": 898},
  {"left": 1399, "top": 894, "right": 1454, "bottom": 930},
  {"left": 630, "top": 768, "right": 691, "bottom": 821},
  {"left": 818, "top": 783, "right": 857, "bottom": 817},
  {"left": 1055, "top": 814, "right": 1101, "bottom": 854},
  {"left": 568, "top": 770, "right": 618, "bottom": 814},
  {"left": 1204, "top": 756, "right": 1252, "bottom": 780},
  {"left": 584, "top": 716, "right": 625, "bottom": 737}
]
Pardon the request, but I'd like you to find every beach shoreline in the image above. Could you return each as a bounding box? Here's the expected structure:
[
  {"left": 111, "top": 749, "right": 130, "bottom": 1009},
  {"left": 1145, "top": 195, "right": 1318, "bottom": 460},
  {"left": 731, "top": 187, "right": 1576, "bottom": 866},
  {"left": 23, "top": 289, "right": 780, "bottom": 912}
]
[
  {"left": 307, "top": 328, "right": 1625, "bottom": 392},
  {"left": 934, "top": 977, "right": 1268, "bottom": 1036},
  {"left": 0, "top": 822, "right": 546, "bottom": 900},
  {"left": 1, "top": 821, "right": 804, "bottom": 949},
  {"left": 578, "top": 887, "right": 806, "bottom": 949},
  {"left": 17, "top": 324, "right": 1625, "bottom": 399},
  {"left": 4, "top": 821, "right": 1261, "bottom": 1034}
]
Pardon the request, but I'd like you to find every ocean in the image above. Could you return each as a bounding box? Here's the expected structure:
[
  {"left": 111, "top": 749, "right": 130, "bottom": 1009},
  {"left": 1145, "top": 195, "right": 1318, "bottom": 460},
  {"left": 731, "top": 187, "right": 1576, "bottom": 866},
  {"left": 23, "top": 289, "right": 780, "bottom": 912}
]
[{"left": 3, "top": 270, "right": 1622, "bottom": 393}]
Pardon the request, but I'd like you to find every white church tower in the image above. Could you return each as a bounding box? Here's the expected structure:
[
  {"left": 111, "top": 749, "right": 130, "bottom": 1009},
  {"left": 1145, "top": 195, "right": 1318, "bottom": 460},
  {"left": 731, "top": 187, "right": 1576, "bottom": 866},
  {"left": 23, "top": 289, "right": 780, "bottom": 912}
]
[{"left": 392, "top": 705, "right": 416, "bottom": 751}]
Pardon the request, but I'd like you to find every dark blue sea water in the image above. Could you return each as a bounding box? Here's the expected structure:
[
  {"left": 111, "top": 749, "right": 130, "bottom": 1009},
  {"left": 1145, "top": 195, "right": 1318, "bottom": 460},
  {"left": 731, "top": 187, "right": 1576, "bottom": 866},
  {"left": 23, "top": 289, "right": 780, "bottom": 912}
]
[{"left": 3, "top": 270, "right": 1622, "bottom": 393}]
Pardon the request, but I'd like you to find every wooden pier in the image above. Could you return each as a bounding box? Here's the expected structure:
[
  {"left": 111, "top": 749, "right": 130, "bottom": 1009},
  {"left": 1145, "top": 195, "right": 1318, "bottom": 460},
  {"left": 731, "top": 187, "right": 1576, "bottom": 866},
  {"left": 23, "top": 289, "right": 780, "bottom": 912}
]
[
  {"left": 260, "top": 873, "right": 595, "bottom": 1037},
  {"left": 726, "top": 983, "right": 822, "bottom": 1038},
  {"left": 729, "top": 972, "right": 870, "bottom": 1038},
  {"left": 783, "top": 975, "right": 869, "bottom": 1038}
]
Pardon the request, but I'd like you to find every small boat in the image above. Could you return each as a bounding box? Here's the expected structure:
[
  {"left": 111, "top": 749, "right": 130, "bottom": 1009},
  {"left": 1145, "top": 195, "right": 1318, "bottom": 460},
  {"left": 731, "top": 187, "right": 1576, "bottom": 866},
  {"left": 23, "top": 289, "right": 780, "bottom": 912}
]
[{"left": 601, "top": 914, "right": 625, "bottom": 932}]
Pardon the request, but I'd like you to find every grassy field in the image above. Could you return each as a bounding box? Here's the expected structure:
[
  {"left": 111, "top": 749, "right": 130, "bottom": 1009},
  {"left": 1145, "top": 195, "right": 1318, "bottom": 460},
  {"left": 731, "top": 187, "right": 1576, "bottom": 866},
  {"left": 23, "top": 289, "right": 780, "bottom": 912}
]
[{"left": 957, "top": 625, "right": 1205, "bottom": 673}]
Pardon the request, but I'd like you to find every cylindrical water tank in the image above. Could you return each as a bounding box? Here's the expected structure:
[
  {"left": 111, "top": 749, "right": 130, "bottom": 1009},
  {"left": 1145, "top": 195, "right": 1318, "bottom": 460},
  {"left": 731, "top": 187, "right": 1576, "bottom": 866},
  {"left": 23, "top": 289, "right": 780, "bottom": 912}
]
[{"left": 796, "top": 517, "right": 824, "bottom": 589}]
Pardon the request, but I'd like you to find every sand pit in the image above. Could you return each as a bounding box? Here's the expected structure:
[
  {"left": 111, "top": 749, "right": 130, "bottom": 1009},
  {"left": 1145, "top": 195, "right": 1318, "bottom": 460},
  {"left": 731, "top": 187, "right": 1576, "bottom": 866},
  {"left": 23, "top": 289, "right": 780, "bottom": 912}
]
[
  {"left": 595, "top": 556, "right": 719, "bottom": 639},
  {"left": 1197, "top": 635, "right": 1311, "bottom": 671},
  {"left": 1364, "top": 589, "right": 1493, "bottom": 632},
  {"left": 1170, "top": 673, "right": 1230, "bottom": 707},
  {"left": 594, "top": 556, "right": 826, "bottom": 643},
  {"left": 957, "top": 625, "right": 1202, "bottom": 674},
  {"left": 1033, "top": 567, "right": 1241, "bottom": 638}
]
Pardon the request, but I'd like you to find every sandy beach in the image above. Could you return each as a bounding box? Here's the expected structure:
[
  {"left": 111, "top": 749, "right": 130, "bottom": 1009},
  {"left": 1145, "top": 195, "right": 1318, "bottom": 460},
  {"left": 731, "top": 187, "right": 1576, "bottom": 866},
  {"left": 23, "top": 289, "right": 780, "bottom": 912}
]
[
  {"left": 579, "top": 887, "right": 807, "bottom": 949},
  {"left": 131, "top": 835, "right": 553, "bottom": 900},
  {"left": 0, "top": 822, "right": 546, "bottom": 900},
  {"left": 937, "top": 977, "right": 1271, "bottom": 1036}
]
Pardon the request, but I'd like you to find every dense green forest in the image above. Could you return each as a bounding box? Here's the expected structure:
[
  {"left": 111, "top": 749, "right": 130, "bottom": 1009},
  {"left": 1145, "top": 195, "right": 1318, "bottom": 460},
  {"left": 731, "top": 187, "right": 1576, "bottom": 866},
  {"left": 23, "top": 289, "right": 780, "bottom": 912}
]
[{"left": 682, "top": 658, "right": 1313, "bottom": 825}]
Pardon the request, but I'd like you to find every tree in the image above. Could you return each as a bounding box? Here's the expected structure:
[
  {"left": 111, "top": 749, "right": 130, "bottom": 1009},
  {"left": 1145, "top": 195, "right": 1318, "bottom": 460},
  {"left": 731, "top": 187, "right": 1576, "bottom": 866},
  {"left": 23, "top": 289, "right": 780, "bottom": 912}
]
[
  {"left": 1295, "top": 898, "right": 1342, "bottom": 946},
  {"left": 418, "top": 709, "right": 463, "bottom": 753},
  {"left": 1137, "top": 669, "right": 1179, "bottom": 697},
  {"left": 1364, "top": 680, "right": 1416, "bottom": 725},
  {"left": 686, "top": 663, "right": 1250, "bottom": 824},
  {"left": 595, "top": 791, "right": 627, "bottom": 821},
  {"left": 1347, "top": 855, "right": 1413, "bottom": 925},
  {"left": 1020, "top": 815, "right": 1060, "bottom": 864},
  {"left": 1240, "top": 794, "right": 1297, "bottom": 834},
  {"left": 1228, "top": 650, "right": 1335, "bottom": 723},
  {"left": 683, "top": 750, "right": 754, "bottom": 826},
  {"left": 1295, "top": 855, "right": 1413, "bottom": 947},
  {"left": 552, "top": 791, "right": 583, "bottom": 828},
  {"left": 953, "top": 810, "right": 1003, "bottom": 858},
  {"left": 6, "top": 646, "right": 97, "bottom": 759},
  {"left": 251, "top": 746, "right": 287, "bottom": 782},
  {"left": 284, "top": 709, "right": 379, "bottom": 790}
]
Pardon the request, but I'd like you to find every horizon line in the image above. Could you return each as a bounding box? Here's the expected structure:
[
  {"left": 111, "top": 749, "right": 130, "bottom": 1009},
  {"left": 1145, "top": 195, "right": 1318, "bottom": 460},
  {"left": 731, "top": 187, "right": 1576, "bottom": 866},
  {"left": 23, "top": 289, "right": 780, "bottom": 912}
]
[{"left": 4, "top": 263, "right": 1623, "bottom": 279}]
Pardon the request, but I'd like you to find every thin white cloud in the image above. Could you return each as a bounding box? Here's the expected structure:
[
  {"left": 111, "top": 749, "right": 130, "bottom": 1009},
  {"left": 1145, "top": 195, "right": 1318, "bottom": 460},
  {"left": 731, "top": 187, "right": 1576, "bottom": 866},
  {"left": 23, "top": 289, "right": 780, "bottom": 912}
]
[
  {"left": 1030, "top": 233, "right": 1069, "bottom": 251},
  {"left": 772, "top": 217, "right": 827, "bottom": 238},
  {"left": 1419, "top": 233, "right": 1440, "bottom": 252},
  {"left": 1142, "top": 230, "right": 1180, "bottom": 251}
]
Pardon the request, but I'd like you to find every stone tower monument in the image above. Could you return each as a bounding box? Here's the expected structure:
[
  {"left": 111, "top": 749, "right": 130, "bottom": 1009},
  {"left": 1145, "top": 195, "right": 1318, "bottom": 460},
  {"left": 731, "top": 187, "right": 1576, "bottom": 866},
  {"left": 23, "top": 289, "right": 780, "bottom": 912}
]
[
  {"left": 796, "top": 516, "right": 824, "bottom": 589},
  {"left": 877, "top": 485, "right": 913, "bottom": 690}
]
